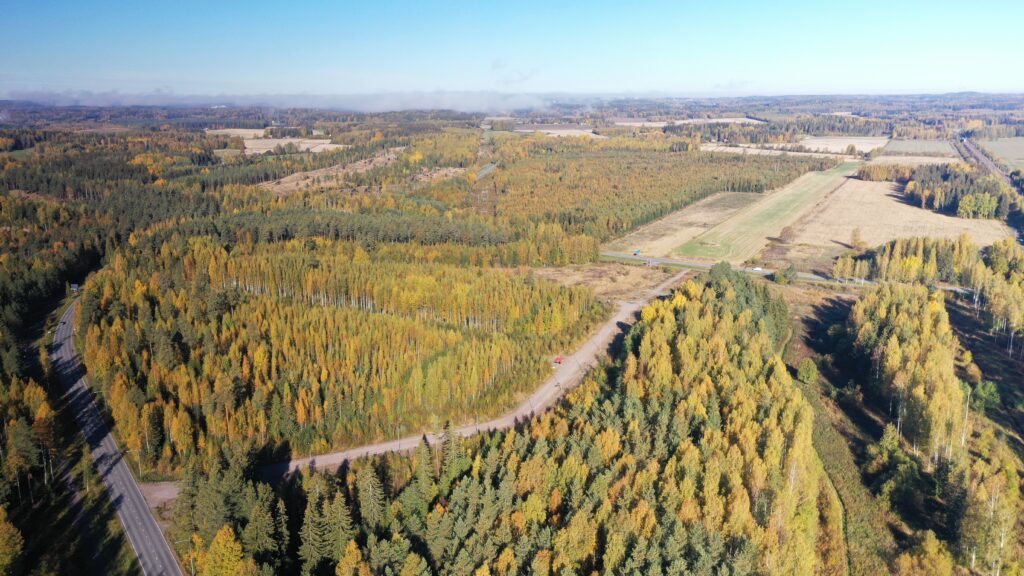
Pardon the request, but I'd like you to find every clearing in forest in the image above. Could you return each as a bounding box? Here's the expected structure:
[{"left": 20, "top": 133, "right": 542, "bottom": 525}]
[
  {"left": 881, "top": 139, "right": 957, "bottom": 157},
  {"left": 980, "top": 137, "right": 1024, "bottom": 170},
  {"left": 259, "top": 147, "right": 403, "bottom": 195},
  {"left": 675, "top": 162, "right": 858, "bottom": 263},
  {"left": 603, "top": 192, "right": 762, "bottom": 257},
  {"left": 531, "top": 262, "right": 678, "bottom": 301}
]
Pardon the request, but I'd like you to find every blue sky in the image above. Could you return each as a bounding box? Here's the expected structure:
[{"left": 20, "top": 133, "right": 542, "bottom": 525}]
[{"left": 2, "top": 0, "right": 1023, "bottom": 98}]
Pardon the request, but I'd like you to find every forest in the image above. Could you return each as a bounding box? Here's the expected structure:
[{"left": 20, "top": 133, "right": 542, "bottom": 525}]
[
  {"left": 2, "top": 101, "right": 1024, "bottom": 575},
  {"left": 172, "top": 265, "right": 830, "bottom": 575},
  {"left": 829, "top": 282, "right": 1021, "bottom": 574}
]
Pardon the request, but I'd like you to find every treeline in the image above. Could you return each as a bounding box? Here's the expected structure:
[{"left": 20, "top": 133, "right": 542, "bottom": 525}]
[
  {"left": 173, "top": 265, "right": 831, "bottom": 575},
  {"left": 79, "top": 237, "right": 607, "bottom": 473},
  {"left": 857, "top": 162, "right": 1017, "bottom": 219},
  {"left": 665, "top": 114, "right": 892, "bottom": 145},
  {"left": 834, "top": 283, "right": 1021, "bottom": 573},
  {"left": 834, "top": 236, "right": 1024, "bottom": 355}
]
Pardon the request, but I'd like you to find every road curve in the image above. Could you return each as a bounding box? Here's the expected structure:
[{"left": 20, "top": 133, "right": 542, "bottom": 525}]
[
  {"left": 53, "top": 302, "right": 182, "bottom": 576},
  {"left": 262, "top": 268, "right": 690, "bottom": 479}
]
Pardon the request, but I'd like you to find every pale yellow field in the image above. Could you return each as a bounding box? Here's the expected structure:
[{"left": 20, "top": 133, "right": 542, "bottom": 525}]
[
  {"left": 243, "top": 138, "right": 348, "bottom": 155},
  {"left": 603, "top": 192, "right": 762, "bottom": 257},
  {"left": 869, "top": 155, "right": 961, "bottom": 166},
  {"left": 205, "top": 128, "right": 266, "bottom": 138},
  {"left": 702, "top": 143, "right": 852, "bottom": 159},
  {"left": 789, "top": 179, "right": 1013, "bottom": 248},
  {"left": 514, "top": 128, "right": 607, "bottom": 139},
  {"left": 796, "top": 136, "right": 890, "bottom": 153}
]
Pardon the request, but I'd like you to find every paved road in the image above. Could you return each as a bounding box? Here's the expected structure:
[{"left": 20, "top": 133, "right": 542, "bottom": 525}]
[
  {"left": 53, "top": 302, "right": 182, "bottom": 576},
  {"left": 961, "top": 138, "right": 1014, "bottom": 187},
  {"left": 261, "top": 268, "right": 690, "bottom": 479}
]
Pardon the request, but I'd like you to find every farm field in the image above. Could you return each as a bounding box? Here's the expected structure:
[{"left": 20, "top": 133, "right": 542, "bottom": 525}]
[
  {"left": 205, "top": 127, "right": 266, "bottom": 138},
  {"left": 675, "top": 162, "right": 859, "bottom": 263},
  {"left": 242, "top": 137, "right": 347, "bottom": 155},
  {"left": 796, "top": 136, "right": 890, "bottom": 153},
  {"left": 603, "top": 192, "right": 761, "bottom": 257},
  {"left": 868, "top": 154, "right": 959, "bottom": 166},
  {"left": 881, "top": 138, "right": 957, "bottom": 156},
  {"left": 980, "top": 137, "right": 1024, "bottom": 170},
  {"left": 514, "top": 125, "right": 606, "bottom": 138},
  {"left": 701, "top": 143, "right": 851, "bottom": 159},
  {"left": 761, "top": 179, "right": 1013, "bottom": 272},
  {"left": 612, "top": 116, "right": 762, "bottom": 127}
]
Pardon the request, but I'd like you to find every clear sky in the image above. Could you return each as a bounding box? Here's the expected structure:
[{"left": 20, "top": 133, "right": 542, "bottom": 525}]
[{"left": 2, "top": 0, "right": 1022, "bottom": 98}]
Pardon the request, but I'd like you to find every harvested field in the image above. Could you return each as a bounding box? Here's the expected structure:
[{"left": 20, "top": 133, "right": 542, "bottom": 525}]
[
  {"left": 603, "top": 192, "right": 761, "bottom": 257},
  {"left": 676, "top": 116, "right": 763, "bottom": 125},
  {"left": 205, "top": 128, "right": 266, "bottom": 138},
  {"left": 789, "top": 179, "right": 1012, "bottom": 247},
  {"left": 259, "top": 148, "right": 402, "bottom": 195},
  {"left": 796, "top": 136, "right": 890, "bottom": 154},
  {"left": 675, "top": 162, "right": 859, "bottom": 263},
  {"left": 762, "top": 178, "right": 1013, "bottom": 272},
  {"left": 514, "top": 125, "right": 607, "bottom": 139},
  {"left": 612, "top": 117, "right": 762, "bottom": 128},
  {"left": 881, "top": 139, "right": 957, "bottom": 156},
  {"left": 701, "top": 143, "right": 852, "bottom": 160},
  {"left": 868, "top": 155, "right": 960, "bottom": 166},
  {"left": 980, "top": 137, "right": 1024, "bottom": 170},
  {"left": 243, "top": 137, "right": 348, "bottom": 155},
  {"left": 531, "top": 262, "right": 678, "bottom": 301}
]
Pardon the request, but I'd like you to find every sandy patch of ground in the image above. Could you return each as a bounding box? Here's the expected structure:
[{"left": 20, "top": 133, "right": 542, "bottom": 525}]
[
  {"left": 140, "top": 481, "right": 179, "bottom": 509},
  {"left": 532, "top": 263, "right": 678, "bottom": 301},
  {"left": 260, "top": 148, "right": 402, "bottom": 195},
  {"left": 604, "top": 192, "right": 761, "bottom": 257},
  {"left": 795, "top": 136, "right": 890, "bottom": 154},
  {"left": 701, "top": 143, "right": 853, "bottom": 160},
  {"left": 869, "top": 155, "right": 961, "bottom": 166},
  {"left": 206, "top": 128, "right": 266, "bottom": 138},
  {"left": 243, "top": 138, "right": 348, "bottom": 155},
  {"left": 789, "top": 179, "right": 1014, "bottom": 247}
]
